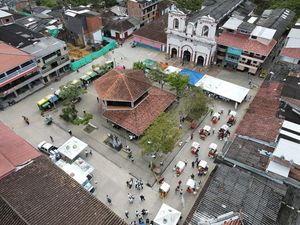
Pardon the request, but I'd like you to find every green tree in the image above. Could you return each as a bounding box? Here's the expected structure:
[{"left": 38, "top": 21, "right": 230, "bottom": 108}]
[
  {"left": 73, "top": 112, "right": 93, "bottom": 125},
  {"left": 167, "top": 72, "right": 189, "bottom": 97},
  {"left": 176, "top": 0, "right": 203, "bottom": 11},
  {"left": 181, "top": 87, "right": 209, "bottom": 120},
  {"left": 140, "top": 112, "right": 180, "bottom": 155},
  {"left": 59, "top": 81, "right": 87, "bottom": 122},
  {"left": 148, "top": 68, "right": 167, "bottom": 89},
  {"left": 133, "top": 61, "right": 147, "bottom": 72}
]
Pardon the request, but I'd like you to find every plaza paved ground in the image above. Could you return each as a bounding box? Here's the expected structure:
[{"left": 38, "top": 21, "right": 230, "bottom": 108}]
[{"left": 0, "top": 41, "right": 264, "bottom": 224}]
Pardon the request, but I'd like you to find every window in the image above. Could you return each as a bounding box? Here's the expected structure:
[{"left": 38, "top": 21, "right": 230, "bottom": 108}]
[
  {"left": 5, "top": 18, "right": 10, "bottom": 22},
  {"left": 202, "top": 25, "right": 209, "bottom": 37},
  {"left": 173, "top": 18, "right": 179, "bottom": 29},
  {"left": 0, "top": 73, "right": 5, "bottom": 79},
  {"left": 63, "top": 46, "right": 67, "bottom": 50},
  {"left": 6, "top": 66, "right": 20, "bottom": 75},
  {"left": 20, "top": 60, "right": 33, "bottom": 68},
  {"left": 251, "top": 35, "right": 257, "bottom": 39}
]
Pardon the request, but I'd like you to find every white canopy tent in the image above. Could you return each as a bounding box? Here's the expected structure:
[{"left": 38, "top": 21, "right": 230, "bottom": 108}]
[
  {"left": 154, "top": 203, "right": 181, "bottom": 225},
  {"left": 57, "top": 137, "right": 88, "bottom": 161},
  {"left": 195, "top": 75, "right": 249, "bottom": 103}
]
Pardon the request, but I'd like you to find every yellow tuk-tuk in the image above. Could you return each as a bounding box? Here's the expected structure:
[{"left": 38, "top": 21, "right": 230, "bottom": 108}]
[{"left": 37, "top": 97, "right": 50, "bottom": 111}]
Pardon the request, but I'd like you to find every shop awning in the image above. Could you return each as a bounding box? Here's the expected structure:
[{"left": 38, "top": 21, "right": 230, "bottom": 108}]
[{"left": 227, "top": 47, "right": 242, "bottom": 56}]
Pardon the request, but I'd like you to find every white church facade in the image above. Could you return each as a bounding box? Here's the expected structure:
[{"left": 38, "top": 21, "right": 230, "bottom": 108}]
[{"left": 166, "top": 9, "right": 217, "bottom": 66}]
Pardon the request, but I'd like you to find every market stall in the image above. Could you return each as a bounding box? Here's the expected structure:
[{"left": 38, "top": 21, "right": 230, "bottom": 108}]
[
  {"left": 198, "top": 160, "right": 208, "bottom": 176},
  {"left": 153, "top": 204, "right": 181, "bottom": 225},
  {"left": 218, "top": 124, "right": 230, "bottom": 140},
  {"left": 227, "top": 111, "right": 237, "bottom": 127},
  {"left": 191, "top": 141, "right": 200, "bottom": 154},
  {"left": 195, "top": 75, "right": 250, "bottom": 104},
  {"left": 211, "top": 112, "right": 220, "bottom": 124},
  {"left": 199, "top": 125, "right": 211, "bottom": 140},
  {"left": 186, "top": 178, "right": 196, "bottom": 193},
  {"left": 57, "top": 137, "right": 88, "bottom": 162},
  {"left": 159, "top": 182, "right": 170, "bottom": 198},
  {"left": 175, "top": 161, "right": 185, "bottom": 176},
  {"left": 208, "top": 143, "right": 218, "bottom": 158}
]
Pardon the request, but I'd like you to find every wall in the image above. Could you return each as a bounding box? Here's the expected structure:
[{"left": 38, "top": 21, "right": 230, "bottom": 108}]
[
  {"left": 280, "top": 55, "right": 299, "bottom": 64},
  {"left": 86, "top": 16, "right": 102, "bottom": 34},
  {"left": 111, "top": 27, "right": 134, "bottom": 39},
  {"left": 133, "top": 35, "right": 163, "bottom": 51},
  {"left": 128, "top": 0, "right": 142, "bottom": 19}
]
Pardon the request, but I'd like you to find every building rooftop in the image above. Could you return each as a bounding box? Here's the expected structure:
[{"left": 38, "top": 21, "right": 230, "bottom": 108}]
[
  {"left": 105, "top": 18, "right": 134, "bottom": 33},
  {"left": 103, "top": 86, "right": 175, "bottom": 135},
  {"left": 281, "top": 48, "right": 300, "bottom": 60},
  {"left": 0, "top": 122, "right": 40, "bottom": 179},
  {"left": 222, "top": 17, "right": 243, "bottom": 31},
  {"left": 188, "top": 164, "right": 287, "bottom": 225},
  {"left": 133, "top": 14, "right": 168, "bottom": 44},
  {"left": 94, "top": 69, "right": 152, "bottom": 102},
  {"left": 251, "top": 26, "right": 276, "bottom": 40},
  {"left": 256, "top": 9, "right": 295, "bottom": 40},
  {"left": 0, "top": 156, "right": 127, "bottom": 225},
  {"left": 189, "top": 0, "right": 243, "bottom": 23},
  {"left": 273, "top": 138, "right": 300, "bottom": 165},
  {"left": 235, "top": 81, "right": 283, "bottom": 143},
  {"left": 0, "top": 9, "right": 12, "bottom": 18},
  {"left": 0, "top": 23, "right": 44, "bottom": 48},
  {"left": 281, "top": 76, "right": 300, "bottom": 101},
  {"left": 225, "top": 136, "right": 274, "bottom": 171},
  {"left": 217, "top": 32, "right": 277, "bottom": 56},
  {"left": 22, "top": 36, "right": 66, "bottom": 58},
  {"left": 0, "top": 42, "right": 34, "bottom": 75}
]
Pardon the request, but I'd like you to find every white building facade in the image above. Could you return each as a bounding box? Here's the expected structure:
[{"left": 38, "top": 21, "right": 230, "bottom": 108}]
[{"left": 166, "top": 9, "right": 217, "bottom": 66}]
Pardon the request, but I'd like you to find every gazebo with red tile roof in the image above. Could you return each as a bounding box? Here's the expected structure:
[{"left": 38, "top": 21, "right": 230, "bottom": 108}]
[{"left": 94, "top": 69, "right": 176, "bottom": 136}]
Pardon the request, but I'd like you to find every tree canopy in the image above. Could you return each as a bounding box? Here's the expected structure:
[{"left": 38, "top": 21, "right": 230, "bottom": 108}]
[
  {"left": 148, "top": 68, "right": 167, "bottom": 89},
  {"left": 133, "top": 61, "right": 147, "bottom": 72},
  {"left": 175, "top": 0, "right": 203, "bottom": 11},
  {"left": 139, "top": 112, "right": 180, "bottom": 155},
  {"left": 167, "top": 72, "right": 189, "bottom": 96},
  {"left": 181, "top": 87, "right": 209, "bottom": 120},
  {"left": 59, "top": 81, "right": 88, "bottom": 123}
]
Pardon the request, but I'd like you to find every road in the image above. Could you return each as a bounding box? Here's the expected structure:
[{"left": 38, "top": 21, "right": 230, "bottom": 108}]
[{"left": 0, "top": 41, "right": 263, "bottom": 224}]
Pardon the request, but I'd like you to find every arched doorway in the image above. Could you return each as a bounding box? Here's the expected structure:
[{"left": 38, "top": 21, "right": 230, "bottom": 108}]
[
  {"left": 171, "top": 48, "right": 177, "bottom": 58},
  {"left": 183, "top": 50, "right": 191, "bottom": 62},
  {"left": 197, "top": 56, "right": 205, "bottom": 66}
]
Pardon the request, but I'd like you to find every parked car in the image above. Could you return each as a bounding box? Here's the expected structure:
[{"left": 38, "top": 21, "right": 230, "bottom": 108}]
[{"left": 38, "top": 141, "right": 58, "bottom": 155}]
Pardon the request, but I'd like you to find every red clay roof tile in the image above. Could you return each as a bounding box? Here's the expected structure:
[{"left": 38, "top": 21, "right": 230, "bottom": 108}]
[
  {"left": 280, "top": 48, "right": 300, "bottom": 60},
  {"left": 217, "top": 32, "right": 277, "bottom": 56},
  {"left": 236, "top": 81, "right": 283, "bottom": 143},
  {"left": 93, "top": 69, "right": 152, "bottom": 102},
  {"left": 0, "top": 122, "right": 40, "bottom": 179},
  {"left": 0, "top": 42, "right": 33, "bottom": 74},
  {"left": 103, "top": 86, "right": 175, "bottom": 135}
]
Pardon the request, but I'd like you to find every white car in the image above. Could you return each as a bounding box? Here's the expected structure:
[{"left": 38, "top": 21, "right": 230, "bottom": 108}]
[{"left": 37, "top": 141, "right": 58, "bottom": 155}]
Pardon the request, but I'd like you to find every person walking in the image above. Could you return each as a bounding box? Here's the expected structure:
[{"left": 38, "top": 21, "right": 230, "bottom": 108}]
[
  {"left": 89, "top": 149, "right": 93, "bottom": 155},
  {"left": 85, "top": 149, "right": 89, "bottom": 158},
  {"left": 135, "top": 210, "right": 139, "bottom": 218},
  {"left": 191, "top": 161, "right": 195, "bottom": 168},
  {"left": 106, "top": 195, "right": 112, "bottom": 204},
  {"left": 140, "top": 194, "right": 145, "bottom": 201},
  {"left": 97, "top": 97, "right": 99, "bottom": 103},
  {"left": 190, "top": 133, "right": 194, "bottom": 140},
  {"left": 212, "top": 128, "right": 215, "bottom": 135},
  {"left": 50, "top": 136, "right": 54, "bottom": 143},
  {"left": 68, "top": 130, "right": 72, "bottom": 136},
  {"left": 125, "top": 211, "right": 129, "bottom": 219},
  {"left": 178, "top": 180, "right": 182, "bottom": 187},
  {"left": 228, "top": 109, "right": 231, "bottom": 115}
]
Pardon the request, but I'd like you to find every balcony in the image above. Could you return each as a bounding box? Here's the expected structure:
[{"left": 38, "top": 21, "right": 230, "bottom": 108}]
[
  {"left": 141, "top": 0, "right": 158, "bottom": 9},
  {"left": 225, "top": 55, "right": 239, "bottom": 64},
  {"left": 1, "top": 62, "right": 38, "bottom": 84}
]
